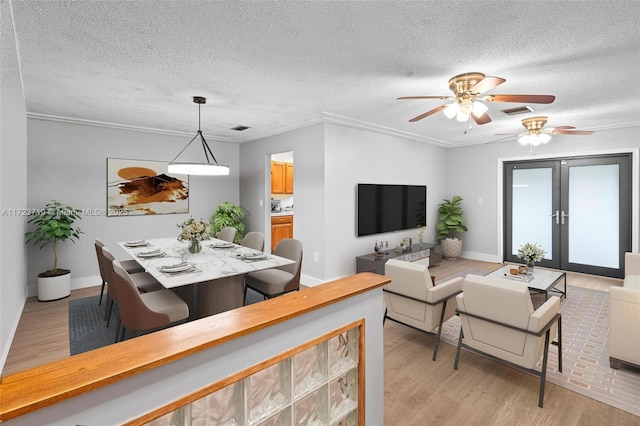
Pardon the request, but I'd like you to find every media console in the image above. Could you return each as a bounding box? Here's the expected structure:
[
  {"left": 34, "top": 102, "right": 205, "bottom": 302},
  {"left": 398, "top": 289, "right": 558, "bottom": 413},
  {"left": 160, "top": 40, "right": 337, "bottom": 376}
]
[{"left": 355, "top": 243, "right": 441, "bottom": 275}]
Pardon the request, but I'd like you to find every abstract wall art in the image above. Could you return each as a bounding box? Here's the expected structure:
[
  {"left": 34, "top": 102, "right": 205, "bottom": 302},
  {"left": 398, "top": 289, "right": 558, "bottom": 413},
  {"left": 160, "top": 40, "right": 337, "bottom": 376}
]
[{"left": 107, "top": 158, "right": 189, "bottom": 216}]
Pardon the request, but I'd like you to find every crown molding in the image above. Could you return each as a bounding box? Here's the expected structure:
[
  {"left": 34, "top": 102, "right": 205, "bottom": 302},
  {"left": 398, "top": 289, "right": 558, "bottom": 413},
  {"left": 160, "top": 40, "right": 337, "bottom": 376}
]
[{"left": 26, "top": 112, "right": 235, "bottom": 143}]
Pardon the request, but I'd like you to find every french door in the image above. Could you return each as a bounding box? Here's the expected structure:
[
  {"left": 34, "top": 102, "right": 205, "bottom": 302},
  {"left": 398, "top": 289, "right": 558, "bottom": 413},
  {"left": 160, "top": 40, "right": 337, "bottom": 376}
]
[{"left": 504, "top": 154, "right": 632, "bottom": 278}]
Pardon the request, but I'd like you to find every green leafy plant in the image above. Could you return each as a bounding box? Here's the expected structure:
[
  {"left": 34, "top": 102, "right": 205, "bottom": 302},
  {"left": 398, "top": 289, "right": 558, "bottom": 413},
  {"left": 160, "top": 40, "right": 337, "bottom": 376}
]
[
  {"left": 25, "top": 200, "right": 83, "bottom": 276},
  {"left": 435, "top": 195, "right": 468, "bottom": 240},
  {"left": 210, "top": 201, "right": 247, "bottom": 244}
]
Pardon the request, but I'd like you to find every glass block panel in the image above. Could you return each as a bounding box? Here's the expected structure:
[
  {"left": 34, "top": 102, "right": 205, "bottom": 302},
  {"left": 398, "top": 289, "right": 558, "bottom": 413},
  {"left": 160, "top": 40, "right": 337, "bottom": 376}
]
[
  {"left": 247, "top": 360, "right": 291, "bottom": 424},
  {"left": 329, "top": 370, "right": 357, "bottom": 422},
  {"left": 328, "top": 330, "right": 358, "bottom": 377},
  {"left": 293, "top": 343, "right": 327, "bottom": 398},
  {"left": 190, "top": 382, "right": 243, "bottom": 426},
  {"left": 146, "top": 407, "right": 188, "bottom": 426},
  {"left": 330, "top": 410, "right": 357, "bottom": 426},
  {"left": 293, "top": 385, "right": 328, "bottom": 426},
  {"left": 255, "top": 407, "right": 291, "bottom": 426}
]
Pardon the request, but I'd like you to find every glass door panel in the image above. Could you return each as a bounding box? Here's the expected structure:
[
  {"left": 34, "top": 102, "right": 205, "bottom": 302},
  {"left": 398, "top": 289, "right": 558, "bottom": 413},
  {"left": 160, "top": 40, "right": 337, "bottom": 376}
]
[
  {"left": 567, "top": 164, "right": 619, "bottom": 269},
  {"left": 511, "top": 167, "right": 553, "bottom": 261}
]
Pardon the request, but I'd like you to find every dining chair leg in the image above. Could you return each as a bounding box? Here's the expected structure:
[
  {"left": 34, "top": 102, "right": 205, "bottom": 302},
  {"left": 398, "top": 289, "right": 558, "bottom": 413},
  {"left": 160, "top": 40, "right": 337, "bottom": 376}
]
[
  {"left": 114, "top": 318, "right": 122, "bottom": 343},
  {"left": 98, "top": 279, "right": 106, "bottom": 305},
  {"left": 105, "top": 299, "right": 114, "bottom": 326}
]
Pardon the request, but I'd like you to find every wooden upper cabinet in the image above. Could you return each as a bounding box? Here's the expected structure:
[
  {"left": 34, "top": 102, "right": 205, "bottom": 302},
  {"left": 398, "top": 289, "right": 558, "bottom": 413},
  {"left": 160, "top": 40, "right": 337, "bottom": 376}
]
[
  {"left": 271, "top": 161, "right": 285, "bottom": 194},
  {"left": 285, "top": 162, "right": 294, "bottom": 194},
  {"left": 271, "top": 161, "right": 293, "bottom": 194}
]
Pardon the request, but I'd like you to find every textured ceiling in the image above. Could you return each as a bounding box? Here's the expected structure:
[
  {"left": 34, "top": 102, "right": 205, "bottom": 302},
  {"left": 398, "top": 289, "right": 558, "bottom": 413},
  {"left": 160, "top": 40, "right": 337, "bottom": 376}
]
[{"left": 9, "top": 0, "right": 640, "bottom": 147}]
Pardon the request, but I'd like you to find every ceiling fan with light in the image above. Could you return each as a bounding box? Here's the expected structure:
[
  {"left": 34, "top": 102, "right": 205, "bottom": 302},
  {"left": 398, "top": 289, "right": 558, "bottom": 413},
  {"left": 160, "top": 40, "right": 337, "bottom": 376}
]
[
  {"left": 398, "top": 72, "right": 556, "bottom": 125},
  {"left": 495, "top": 116, "right": 594, "bottom": 147}
]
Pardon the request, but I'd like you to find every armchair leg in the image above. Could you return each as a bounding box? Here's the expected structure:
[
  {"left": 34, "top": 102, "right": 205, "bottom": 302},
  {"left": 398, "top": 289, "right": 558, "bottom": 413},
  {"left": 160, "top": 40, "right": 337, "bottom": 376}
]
[
  {"left": 557, "top": 315, "right": 563, "bottom": 373},
  {"left": 539, "top": 330, "right": 551, "bottom": 408},
  {"left": 454, "top": 327, "right": 464, "bottom": 370},
  {"left": 432, "top": 300, "right": 448, "bottom": 361},
  {"left": 383, "top": 308, "right": 387, "bottom": 325}
]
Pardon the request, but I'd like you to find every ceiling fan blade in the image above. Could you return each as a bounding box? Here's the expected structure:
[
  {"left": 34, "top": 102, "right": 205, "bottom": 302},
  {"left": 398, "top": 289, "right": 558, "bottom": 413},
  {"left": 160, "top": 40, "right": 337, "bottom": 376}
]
[
  {"left": 494, "top": 132, "right": 520, "bottom": 136},
  {"left": 469, "top": 76, "right": 506, "bottom": 95},
  {"left": 484, "top": 94, "right": 556, "bottom": 104},
  {"left": 398, "top": 95, "right": 452, "bottom": 100},
  {"left": 472, "top": 113, "right": 492, "bottom": 125},
  {"left": 552, "top": 129, "right": 594, "bottom": 135},
  {"left": 552, "top": 126, "right": 576, "bottom": 130},
  {"left": 408, "top": 105, "right": 447, "bottom": 122}
]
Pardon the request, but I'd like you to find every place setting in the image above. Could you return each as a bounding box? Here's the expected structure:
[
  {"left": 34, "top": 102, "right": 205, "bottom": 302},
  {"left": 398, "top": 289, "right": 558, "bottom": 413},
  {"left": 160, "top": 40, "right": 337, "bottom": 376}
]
[{"left": 157, "top": 260, "right": 201, "bottom": 277}]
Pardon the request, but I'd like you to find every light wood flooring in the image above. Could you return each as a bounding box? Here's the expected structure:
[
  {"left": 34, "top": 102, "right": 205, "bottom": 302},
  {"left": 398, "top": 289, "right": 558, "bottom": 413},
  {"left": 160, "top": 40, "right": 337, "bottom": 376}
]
[{"left": 3, "top": 260, "right": 637, "bottom": 424}]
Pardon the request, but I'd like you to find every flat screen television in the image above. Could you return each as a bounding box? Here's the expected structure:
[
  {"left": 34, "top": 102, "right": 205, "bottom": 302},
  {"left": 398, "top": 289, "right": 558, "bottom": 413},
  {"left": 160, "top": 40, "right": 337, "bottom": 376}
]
[{"left": 357, "top": 184, "right": 426, "bottom": 237}]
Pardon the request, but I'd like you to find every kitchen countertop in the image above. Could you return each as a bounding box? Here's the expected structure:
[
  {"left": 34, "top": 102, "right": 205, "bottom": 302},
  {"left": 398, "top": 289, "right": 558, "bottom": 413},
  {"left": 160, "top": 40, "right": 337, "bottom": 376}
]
[{"left": 271, "top": 210, "right": 294, "bottom": 217}]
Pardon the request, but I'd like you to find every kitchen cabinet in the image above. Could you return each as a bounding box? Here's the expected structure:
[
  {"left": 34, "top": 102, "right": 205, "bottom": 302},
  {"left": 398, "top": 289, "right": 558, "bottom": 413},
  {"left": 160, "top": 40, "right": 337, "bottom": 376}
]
[
  {"left": 271, "top": 215, "right": 293, "bottom": 252},
  {"left": 285, "top": 162, "right": 294, "bottom": 193},
  {"left": 271, "top": 161, "right": 294, "bottom": 194}
]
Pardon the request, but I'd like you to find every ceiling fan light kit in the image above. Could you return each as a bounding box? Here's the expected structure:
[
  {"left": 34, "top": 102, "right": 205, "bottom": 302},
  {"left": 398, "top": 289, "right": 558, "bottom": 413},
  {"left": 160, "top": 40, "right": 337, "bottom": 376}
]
[
  {"left": 398, "top": 72, "right": 556, "bottom": 130},
  {"left": 167, "top": 96, "right": 230, "bottom": 176},
  {"left": 496, "top": 116, "right": 594, "bottom": 148}
]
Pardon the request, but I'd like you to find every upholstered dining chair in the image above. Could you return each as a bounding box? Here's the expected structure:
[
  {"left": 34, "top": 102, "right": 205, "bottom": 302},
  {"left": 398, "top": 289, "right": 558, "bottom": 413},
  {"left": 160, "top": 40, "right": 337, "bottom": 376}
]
[
  {"left": 95, "top": 237, "right": 144, "bottom": 305},
  {"left": 454, "top": 274, "right": 562, "bottom": 408},
  {"left": 112, "top": 261, "right": 189, "bottom": 342},
  {"left": 244, "top": 238, "right": 303, "bottom": 302},
  {"left": 99, "top": 246, "right": 163, "bottom": 327},
  {"left": 241, "top": 231, "right": 265, "bottom": 251},
  {"left": 383, "top": 259, "right": 463, "bottom": 360},
  {"left": 217, "top": 226, "right": 237, "bottom": 243}
]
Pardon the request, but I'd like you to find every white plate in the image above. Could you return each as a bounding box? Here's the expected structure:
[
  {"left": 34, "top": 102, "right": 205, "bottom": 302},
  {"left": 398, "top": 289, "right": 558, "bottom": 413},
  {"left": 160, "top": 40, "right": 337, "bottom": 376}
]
[
  {"left": 161, "top": 263, "right": 191, "bottom": 272},
  {"left": 138, "top": 249, "right": 163, "bottom": 258},
  {"left": 243, "top": 252, "right": 266, "bottom": 260},
  {"left": 125, "top": 240, "right": 148, "bottom": 247},
  {"left": 213, "top": 242, "right": 234, "bottom": 248}
]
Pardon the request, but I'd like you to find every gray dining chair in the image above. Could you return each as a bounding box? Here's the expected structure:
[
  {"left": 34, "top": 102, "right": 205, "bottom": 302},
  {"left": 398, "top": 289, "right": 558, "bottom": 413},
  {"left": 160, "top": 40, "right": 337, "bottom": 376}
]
[
  {"left": 244, "top": 238, "right": 303, "bottom": 302},
  {"left": 217, "top": 226, "right": 237, "bottom": 243},
  {"left": 95, "top": 237, "right": 144, "bottom": 305},
  {"left": 112, "top": 261, "right": 189, "bottom": 342},
  {"left": 242, "top": 231, "right": 265, "bottom": 251}
]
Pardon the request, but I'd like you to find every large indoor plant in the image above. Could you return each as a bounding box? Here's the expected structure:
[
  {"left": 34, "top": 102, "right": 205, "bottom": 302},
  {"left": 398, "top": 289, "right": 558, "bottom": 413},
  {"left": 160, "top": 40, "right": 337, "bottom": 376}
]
[
  {"left": 435, "top": 195, "right": 468, "bottom": 260},
  {"left": 210, "top": 201, "right": 247, "bottom": 244},
  {"left": 25, "top": 200, "right": 83, "bottom": 301}
]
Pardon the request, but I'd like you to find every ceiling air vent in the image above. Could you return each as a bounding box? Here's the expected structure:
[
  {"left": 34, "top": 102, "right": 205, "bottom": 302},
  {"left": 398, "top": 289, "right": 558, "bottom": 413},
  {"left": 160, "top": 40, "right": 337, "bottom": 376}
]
[
  {"left": 502, "top": 105, "right": 534, "bottom": 116},
  {"left": 231, "top": 125, "right": 250, "bottom": 131}
]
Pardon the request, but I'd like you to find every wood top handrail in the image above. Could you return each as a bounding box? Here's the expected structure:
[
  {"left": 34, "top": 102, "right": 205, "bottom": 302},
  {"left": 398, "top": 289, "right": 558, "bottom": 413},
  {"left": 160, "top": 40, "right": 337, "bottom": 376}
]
[{"left": 0, "top": 272, "right": 389, "bottom": 422}]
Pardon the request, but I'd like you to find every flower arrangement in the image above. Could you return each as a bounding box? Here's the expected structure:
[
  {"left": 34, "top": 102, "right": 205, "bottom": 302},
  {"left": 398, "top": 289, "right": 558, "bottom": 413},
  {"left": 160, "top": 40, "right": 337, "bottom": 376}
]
[
  {"left": 177, "top": 217, "right": 211, "bottom": 242},
  {"left": 517, "top": 242, "right": 545, "bottom": 263}
]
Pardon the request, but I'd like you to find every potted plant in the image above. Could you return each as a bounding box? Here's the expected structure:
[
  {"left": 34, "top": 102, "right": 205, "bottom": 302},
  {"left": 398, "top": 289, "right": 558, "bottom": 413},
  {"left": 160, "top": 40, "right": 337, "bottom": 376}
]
[
  {"left": 210, "top": 201, "right": 247, "bottom": 244},
  {"left": 435, "top": 195, "right": 467, "bottom": 260},
  {"left": 25, "top": 200, "right": 83, "bottom": 301}
]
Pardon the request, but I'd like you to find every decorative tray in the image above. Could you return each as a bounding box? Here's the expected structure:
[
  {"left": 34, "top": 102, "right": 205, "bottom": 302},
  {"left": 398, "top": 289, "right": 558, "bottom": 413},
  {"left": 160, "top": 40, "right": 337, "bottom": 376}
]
[{"left": 502, "top": 273, "right": 534, "bottom": 283}]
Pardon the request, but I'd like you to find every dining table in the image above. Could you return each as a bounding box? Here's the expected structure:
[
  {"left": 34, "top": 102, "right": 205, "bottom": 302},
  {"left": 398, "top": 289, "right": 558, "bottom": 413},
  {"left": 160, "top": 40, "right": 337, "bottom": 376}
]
[{"left": 117, "top": 237, "right": 295, "bottom": 319}]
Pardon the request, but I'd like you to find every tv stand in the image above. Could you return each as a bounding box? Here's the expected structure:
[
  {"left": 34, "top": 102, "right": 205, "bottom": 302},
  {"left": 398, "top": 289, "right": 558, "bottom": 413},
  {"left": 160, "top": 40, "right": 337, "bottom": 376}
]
[{"left": 355, "top": 243, "right": 441, "bottom": 275}]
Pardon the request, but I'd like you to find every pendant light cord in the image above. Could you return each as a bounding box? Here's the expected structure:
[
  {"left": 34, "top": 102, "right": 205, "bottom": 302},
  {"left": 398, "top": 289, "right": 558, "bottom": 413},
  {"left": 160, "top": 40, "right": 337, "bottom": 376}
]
[{"left": 169, "top": 102, "right": 221, "bottom": 165}]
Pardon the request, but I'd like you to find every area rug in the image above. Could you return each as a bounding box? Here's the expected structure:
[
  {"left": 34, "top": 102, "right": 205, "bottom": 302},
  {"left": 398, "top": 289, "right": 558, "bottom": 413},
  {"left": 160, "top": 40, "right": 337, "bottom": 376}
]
[
  {"left": 69, "top": 289, "right": 266, "bottom": 355},
  {"left": 438, "top": 285, "right": 640, "bottom": 417}
]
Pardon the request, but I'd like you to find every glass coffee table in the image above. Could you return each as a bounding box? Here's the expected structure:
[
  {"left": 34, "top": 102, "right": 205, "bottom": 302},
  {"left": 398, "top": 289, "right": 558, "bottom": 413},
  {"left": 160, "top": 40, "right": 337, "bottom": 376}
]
[{"left": 488, "top": 264, "right": 567, "bottom": 300}]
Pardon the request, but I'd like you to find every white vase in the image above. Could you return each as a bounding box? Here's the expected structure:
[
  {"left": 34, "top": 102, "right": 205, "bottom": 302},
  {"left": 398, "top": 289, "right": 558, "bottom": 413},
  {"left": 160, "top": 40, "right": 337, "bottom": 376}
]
[
  {"left": 37, "top": 270, "right": 71, "bottom": 302},
  {"left": 441, "top": 238, "right": 463, "bottom": 260}
]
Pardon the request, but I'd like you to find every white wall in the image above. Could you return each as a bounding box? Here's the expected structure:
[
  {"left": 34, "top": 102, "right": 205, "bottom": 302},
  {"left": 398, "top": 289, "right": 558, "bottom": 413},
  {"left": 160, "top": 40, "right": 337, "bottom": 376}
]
[
  {"left": 0, "top": 0, "right": 29, "bottom": 372},
  {"left": 446, "top": 126, "right": 640, "bottom": 261},
  {"left": 323, "top": 123, "right": 449, "bottom": 281},
  {"left": 239, "top": 124, "right": 326, "bottom": 282},
  {"left": 26, "top": 119, "right": 240, "bottom": 295}
]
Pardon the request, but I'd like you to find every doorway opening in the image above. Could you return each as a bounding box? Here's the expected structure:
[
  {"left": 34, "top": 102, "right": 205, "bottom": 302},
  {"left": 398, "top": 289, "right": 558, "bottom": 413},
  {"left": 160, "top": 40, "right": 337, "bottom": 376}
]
[{"left": 269, "top": 151, "right": 294, "bottom": 253}]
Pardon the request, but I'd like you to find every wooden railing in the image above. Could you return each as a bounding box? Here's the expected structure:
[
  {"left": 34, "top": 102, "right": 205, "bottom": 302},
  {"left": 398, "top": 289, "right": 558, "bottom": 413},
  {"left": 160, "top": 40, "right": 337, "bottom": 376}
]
[{"left": 0, "top": 272, "right": 388, "bottom": 424}]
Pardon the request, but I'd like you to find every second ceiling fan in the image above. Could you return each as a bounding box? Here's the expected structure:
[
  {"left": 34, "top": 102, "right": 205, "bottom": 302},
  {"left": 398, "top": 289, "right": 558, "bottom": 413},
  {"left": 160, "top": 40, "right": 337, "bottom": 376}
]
[{"left": 398, "top": 72, "right": 555, "bottom": 125}]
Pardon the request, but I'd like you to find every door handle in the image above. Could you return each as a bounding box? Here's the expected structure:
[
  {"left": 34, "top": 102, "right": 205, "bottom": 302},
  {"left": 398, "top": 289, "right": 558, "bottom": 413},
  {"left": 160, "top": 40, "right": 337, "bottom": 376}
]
[
  {"left": 550, "top": 210, "right": 559, "bottom": 225},
  {"left": 561, "top": 211, "right": 569, "bottom": 225}
]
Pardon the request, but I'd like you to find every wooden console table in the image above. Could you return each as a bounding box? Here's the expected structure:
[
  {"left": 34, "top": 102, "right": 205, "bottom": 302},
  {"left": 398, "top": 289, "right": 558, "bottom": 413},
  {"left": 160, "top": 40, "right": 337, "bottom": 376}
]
[{"left": 355, "top": 243, "right": 441, "bottom": 275}]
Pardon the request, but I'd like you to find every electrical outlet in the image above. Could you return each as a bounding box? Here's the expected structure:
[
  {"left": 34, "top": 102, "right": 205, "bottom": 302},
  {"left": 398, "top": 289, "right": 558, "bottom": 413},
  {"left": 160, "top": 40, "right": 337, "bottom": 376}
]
[
  {"left": 313, "top": 252, "right": 319, "bottom": 262},
  {"left": 259, "top": 199, "right": 263, "bottom": 206}
]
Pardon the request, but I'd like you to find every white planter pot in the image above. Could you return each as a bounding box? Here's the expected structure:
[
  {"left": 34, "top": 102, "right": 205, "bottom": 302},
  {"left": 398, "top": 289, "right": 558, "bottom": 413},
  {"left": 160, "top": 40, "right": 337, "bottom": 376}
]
[
  {"left": 37, "top": 270, "right": 71, "bottom": 302},
  {"left": 441, "top": 238, "right": 463, "bottom": 260}
]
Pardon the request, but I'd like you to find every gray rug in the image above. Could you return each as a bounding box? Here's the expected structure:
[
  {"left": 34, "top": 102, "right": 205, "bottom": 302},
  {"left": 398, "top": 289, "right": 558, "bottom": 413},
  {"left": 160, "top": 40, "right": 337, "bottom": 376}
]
[{"left": 69, "top": 289, "right": 265, "bottom": 355}]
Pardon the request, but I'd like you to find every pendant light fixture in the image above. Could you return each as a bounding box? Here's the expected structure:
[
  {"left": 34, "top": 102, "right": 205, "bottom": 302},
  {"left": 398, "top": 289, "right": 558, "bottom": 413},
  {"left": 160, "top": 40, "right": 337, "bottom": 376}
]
[{"left": 167, "top": 96, "right": 229, "bottom": 176}]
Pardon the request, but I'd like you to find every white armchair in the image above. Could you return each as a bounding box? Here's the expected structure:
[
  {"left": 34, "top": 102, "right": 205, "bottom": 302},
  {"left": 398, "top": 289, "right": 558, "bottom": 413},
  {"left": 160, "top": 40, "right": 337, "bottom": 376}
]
[
  {"left": 383, "top": 259, "right": 463, "bottom": 361},
  {"left": 454, "top": 274, "right": 562, "bottom": 408},
  {"left": 609, "top": 252, "right": 640, "bottom": 369}
]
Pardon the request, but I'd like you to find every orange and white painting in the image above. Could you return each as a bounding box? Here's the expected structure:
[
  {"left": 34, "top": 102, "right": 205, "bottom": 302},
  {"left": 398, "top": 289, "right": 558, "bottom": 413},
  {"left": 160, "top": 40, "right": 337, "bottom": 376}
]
[{"left": 107, "top": 158, "right": 189, "bottom": 216}]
